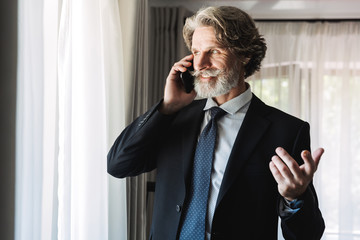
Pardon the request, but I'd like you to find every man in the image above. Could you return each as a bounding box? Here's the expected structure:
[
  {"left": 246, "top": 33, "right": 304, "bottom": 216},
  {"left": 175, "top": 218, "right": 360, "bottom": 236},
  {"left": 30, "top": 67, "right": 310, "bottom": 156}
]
[{"left": 108, "top": 6, "right": 325, "bottom": 240}]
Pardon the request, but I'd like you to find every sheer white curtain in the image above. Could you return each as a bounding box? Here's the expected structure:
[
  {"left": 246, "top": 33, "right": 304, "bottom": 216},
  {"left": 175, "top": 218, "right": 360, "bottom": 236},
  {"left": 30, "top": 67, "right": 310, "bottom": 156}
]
[
  {"left": 16, "top": 0, "right": 127, "bottom": 239},
  {"left": 249, "top": 21, "right": 360, "bottom": 240}
]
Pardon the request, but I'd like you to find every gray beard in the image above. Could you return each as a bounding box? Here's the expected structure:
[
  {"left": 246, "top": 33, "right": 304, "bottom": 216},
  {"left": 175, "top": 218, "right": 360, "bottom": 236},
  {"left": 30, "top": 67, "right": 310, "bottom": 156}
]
[{"left": 192, "top": 67, "right": 241, "bottom": 98}]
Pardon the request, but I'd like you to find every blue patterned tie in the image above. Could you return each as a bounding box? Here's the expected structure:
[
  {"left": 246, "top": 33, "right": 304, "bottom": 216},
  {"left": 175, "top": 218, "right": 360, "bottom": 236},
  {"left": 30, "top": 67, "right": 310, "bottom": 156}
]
[{"left": 179, "top": 107, "right": 226, "bottom": 240}]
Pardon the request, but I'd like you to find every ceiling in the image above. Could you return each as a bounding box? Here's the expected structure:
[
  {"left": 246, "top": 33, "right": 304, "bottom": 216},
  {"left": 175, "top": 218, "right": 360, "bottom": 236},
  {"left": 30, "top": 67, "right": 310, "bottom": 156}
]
[{"left": 149, "top": 0, "right": 360, "bottom": 20}]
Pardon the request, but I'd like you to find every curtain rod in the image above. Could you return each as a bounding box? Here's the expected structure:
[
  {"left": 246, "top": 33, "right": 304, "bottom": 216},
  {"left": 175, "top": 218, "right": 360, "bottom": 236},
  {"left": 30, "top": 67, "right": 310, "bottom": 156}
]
[{"left": 255, "top": 18, "right": 360, "bottom": 22}]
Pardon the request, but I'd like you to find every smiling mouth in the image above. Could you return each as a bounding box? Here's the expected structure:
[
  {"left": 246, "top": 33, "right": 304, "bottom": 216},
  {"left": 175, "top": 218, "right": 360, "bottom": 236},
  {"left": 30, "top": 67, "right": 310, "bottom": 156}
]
[
  {"left": 200, "top": 75, "right": 214, "bottom": 81},
  {"left": 193, "top": 69, "right": 222, "bottom": 82}
]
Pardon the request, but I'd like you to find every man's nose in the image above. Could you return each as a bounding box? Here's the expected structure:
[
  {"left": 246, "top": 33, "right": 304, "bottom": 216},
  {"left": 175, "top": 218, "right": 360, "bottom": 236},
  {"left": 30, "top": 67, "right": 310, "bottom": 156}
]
[{"left": 194, "top": 53, "right": 211, "bottom": 71}]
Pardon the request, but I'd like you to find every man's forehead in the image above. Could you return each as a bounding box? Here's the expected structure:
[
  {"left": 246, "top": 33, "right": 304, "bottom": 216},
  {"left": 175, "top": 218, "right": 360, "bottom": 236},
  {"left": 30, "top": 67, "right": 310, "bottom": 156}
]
[{"left": 191, "top": 26, "right": 223, "bottom": 50}]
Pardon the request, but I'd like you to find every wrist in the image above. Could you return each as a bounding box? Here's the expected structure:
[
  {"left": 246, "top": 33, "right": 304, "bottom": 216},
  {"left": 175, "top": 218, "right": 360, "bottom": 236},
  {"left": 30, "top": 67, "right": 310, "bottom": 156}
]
[{"left": 158, "top": 102, "right": 179, "bottom": 115}]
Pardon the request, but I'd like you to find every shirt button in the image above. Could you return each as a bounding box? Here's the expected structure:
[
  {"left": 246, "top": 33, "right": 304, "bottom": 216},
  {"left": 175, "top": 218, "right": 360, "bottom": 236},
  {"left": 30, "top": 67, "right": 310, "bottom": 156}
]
[{"left": 176, "top": 205, "right": 182, "bottom": 212}]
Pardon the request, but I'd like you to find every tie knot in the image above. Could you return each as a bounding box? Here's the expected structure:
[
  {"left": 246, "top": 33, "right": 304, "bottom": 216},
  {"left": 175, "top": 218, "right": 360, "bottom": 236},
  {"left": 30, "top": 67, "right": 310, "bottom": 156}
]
[{"left": 209, "top": 107, "right": 226, "bottom": 120}]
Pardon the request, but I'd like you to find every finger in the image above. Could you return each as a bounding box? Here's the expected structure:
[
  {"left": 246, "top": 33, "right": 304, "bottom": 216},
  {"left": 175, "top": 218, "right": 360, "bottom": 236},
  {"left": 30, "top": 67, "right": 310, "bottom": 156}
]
[
  {"left": 171, "top": 63, "right": 188, "bottom": 73},
  {"left": 182, "top": 61, "right": 193, "bottom": 68},
  {"left": 271, "top": 154, "right": 294, "bottom": 180},
  {"left": 300, "top": 150, "right": 316, "bottom": 176},
  {"left": 177, "top": 55, "right": 194, "bottom": 69},
  {"left": 183, "top": 54, "right": 194, "bottom": 61},
  {"left": 312, "top": 148, "right": 324, "bottom": 168},
  {"left": 275, "top": 147, "right": 302, "bottom": 178},
  {"left": 301, "top": 148, "right": 324, "bottom": 173},
  {"left": 269, "top": 160, "right": 285, "bottom": 183},
  {"left": 172, "top": 60, "right": 194, "bottom": 73}
]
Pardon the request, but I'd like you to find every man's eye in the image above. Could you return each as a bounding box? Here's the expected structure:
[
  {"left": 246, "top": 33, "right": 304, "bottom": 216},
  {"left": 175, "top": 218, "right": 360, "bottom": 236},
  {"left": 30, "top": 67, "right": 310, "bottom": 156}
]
[
  {"left": 193, "top": 51, "right": 200, "bottom": 55},
  {"left": 211, "top": 49, "right": 219, "bottom": 54}
]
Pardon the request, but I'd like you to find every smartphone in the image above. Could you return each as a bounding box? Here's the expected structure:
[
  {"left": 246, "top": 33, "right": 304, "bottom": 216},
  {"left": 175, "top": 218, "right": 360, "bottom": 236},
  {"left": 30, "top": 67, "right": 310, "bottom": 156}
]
[{"left": 180, "top": 61, "right": 194, "bottom": 93}]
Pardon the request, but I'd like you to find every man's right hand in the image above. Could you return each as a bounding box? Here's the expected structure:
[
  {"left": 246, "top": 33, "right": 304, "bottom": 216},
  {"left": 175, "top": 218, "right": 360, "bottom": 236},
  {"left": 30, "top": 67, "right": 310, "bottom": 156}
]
[{"left": 159, "top": 54, "right": 197, "bottom": 115}]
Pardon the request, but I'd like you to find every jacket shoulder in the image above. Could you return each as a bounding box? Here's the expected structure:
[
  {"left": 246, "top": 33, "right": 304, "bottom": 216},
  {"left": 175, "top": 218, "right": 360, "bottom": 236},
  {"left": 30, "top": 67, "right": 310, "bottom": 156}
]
[{"left": 250, "top": 94, "right": 307, "bottom": 125}]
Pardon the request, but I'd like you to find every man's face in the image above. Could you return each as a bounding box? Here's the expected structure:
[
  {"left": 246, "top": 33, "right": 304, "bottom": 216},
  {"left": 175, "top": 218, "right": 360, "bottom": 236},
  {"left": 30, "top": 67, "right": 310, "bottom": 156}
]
[{"left": 191, "top": 26, "right": 241, "bottom": 98}]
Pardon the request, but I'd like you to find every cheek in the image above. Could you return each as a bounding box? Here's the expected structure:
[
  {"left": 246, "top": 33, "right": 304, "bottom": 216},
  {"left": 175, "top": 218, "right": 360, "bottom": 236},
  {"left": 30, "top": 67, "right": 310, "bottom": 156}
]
[
  {"left": 212, "top": 59, "right": 229, "bottom": 70},
  {"left": 213, "top": 54, "right": 238, "bottom": 70}
]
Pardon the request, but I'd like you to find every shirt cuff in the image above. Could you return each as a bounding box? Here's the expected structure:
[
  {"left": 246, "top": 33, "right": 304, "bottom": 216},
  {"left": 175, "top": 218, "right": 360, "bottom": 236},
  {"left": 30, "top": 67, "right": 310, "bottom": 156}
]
[{"left": 279, "top": 197, "right": 304, "bottom": 218}]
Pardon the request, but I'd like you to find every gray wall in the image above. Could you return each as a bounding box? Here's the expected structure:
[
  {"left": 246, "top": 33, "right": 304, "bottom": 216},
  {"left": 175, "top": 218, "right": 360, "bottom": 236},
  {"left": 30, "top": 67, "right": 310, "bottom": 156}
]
[{"left": 0, "top": 0, "right": 17, "bottom": 239}]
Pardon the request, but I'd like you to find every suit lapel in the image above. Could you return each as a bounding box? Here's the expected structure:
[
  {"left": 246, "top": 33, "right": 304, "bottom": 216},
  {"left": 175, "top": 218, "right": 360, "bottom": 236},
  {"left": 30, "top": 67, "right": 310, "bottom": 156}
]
[{"left": 216, "top": 95, "right": 271, "bottom": 208}]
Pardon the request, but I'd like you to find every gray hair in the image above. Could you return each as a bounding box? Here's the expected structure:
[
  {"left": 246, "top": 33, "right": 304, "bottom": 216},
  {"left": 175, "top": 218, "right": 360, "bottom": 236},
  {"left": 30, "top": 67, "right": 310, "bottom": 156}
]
[{"left": 183, "top": 6, "right": 267, "bottom": 78}]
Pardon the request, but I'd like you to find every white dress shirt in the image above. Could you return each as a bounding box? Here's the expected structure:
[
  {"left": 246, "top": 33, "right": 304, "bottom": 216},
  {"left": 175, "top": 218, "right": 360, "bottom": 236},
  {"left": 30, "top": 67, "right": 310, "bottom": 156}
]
[{"left": 200, "top": 87, "right": 253, "bottom": 239}]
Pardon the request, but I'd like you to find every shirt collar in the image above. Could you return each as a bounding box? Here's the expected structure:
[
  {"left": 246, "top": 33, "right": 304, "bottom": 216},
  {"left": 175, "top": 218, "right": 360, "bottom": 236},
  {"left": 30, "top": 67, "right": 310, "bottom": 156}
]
[{"left": 203, "top": 84, "right": 252, "bottom": 115}]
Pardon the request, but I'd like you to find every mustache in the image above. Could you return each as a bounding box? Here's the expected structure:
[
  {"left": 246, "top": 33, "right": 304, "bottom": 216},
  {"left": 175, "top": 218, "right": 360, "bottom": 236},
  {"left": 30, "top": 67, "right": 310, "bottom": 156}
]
[{"left": 191, "top": 69, "right": 223, "bottom": 78}]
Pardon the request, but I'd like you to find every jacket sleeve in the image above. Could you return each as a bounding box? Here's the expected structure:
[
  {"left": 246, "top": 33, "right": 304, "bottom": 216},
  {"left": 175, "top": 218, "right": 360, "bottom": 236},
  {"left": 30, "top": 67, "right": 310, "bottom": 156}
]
[
  {"left": 280, "top": 122, "right": 325, "bottom": 240},
  {"left": 107, "top": 101, "right": 176, "bottom": 178}
]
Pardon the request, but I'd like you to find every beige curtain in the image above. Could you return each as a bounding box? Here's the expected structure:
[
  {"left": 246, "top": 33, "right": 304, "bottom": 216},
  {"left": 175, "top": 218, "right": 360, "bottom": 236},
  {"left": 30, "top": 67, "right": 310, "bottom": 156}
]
[
  {"left": 126, "top": 0, "right": 149, "bottom": 239},
  {"left": 127, "top": 5, "right": 192, "bottom": 240},
  {"left": 148, "top": 7, "right": 193, "bottom": 104}
]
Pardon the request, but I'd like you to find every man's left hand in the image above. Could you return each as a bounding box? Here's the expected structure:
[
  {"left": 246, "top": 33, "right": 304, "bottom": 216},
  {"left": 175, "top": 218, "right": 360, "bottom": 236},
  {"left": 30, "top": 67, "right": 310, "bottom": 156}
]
[{"left": 269, "top": 147, "right": 324, "bottom": 201}]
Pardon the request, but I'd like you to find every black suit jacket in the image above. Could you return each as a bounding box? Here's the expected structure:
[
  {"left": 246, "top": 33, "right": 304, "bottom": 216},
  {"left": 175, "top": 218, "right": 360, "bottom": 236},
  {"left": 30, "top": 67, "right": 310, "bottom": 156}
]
[{"left": 108, "top": 94, "right": 325, "bottom": 240}]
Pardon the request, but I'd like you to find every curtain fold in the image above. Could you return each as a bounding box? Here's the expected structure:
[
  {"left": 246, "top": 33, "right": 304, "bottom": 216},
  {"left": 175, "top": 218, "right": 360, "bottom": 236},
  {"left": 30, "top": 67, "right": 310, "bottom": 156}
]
[
  {"left": 126, "top": 1, "right": 149, "bottom": 239},
  {"left": 16, "top": 0, "right": 127, "bottom": 239},
  {"left": 103, "top": 0, "right": 128, "bottom": 239},
  {"left": 249, "top": 21, "right": 360, "bottom": 240},
  {"left": 57, "top": 0, "right": 109, "bottom": 239},
  {"left": 42, "top": 1, "right": 60, "bottom": 239},
  {"left": 15, "top": 0, "right": 44, "bottom": 239},
  {"left": 148, "top": 7, "right": 192, "bottom": 105}
]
